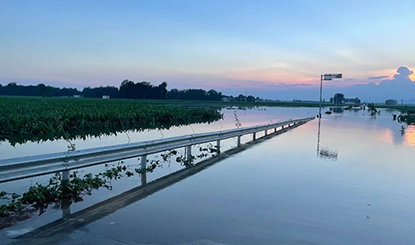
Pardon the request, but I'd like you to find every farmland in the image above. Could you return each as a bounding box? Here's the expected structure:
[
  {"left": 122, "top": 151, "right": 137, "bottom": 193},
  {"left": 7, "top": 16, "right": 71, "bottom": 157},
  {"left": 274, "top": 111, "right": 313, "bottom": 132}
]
[{"left": 0, "top": 97, "right": 222, "bottom": 145}]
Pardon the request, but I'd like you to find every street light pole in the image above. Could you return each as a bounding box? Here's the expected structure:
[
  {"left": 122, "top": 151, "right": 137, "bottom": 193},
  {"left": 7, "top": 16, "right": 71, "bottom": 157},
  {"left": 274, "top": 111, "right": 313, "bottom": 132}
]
[{"left": 318, "top": 73, "right": 342, "bottom": 118}]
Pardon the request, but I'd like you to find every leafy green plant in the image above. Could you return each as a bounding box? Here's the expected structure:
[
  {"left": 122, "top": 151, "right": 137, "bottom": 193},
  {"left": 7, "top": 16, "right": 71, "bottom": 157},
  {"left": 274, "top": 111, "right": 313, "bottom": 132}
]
[{"left": 0, "top": 97, "right": 223, "bottom": 145}]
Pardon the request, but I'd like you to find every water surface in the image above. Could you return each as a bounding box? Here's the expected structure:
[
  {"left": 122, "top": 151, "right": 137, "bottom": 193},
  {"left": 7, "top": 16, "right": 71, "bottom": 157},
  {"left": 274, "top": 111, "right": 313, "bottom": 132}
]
[{"left": 2, "top": 107, "right": 415, "bottom": 245}]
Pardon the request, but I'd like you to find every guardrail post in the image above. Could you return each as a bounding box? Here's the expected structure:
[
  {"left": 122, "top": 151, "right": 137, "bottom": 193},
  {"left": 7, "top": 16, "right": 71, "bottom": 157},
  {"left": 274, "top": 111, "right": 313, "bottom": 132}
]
[
  {"left": 61, "top": 198, "right": 71, "bottom": 219},
  {"left": 186, "top": 145, "right": 192, "bottom": 160},
  {"left": 61, "top": 170, "right": 71, "bottom": 218},
  {"left": 141, "top": 172, "right": 147, "bottom": 185},
  {"left": 62, "top": 170, "right": 70, "bottom": 181},
  {"left": 140, "top": 155, "right": 148, "bottom": 185},
  {"left": 216, "top": 140, "right": 221, "bottom": 153},
  {"left": 141, "top": 155, "right": 147, "bottom": 171},
  {"left": 253, "top": 132, "right": 256, "bottom": 140},
  {"left": 237, "top": 136, "right": 241, "bottom": 147}
]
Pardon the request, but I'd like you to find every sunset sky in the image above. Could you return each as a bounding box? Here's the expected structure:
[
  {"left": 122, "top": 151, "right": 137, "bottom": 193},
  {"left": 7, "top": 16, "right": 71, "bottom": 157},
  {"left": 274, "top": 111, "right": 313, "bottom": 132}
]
[{"left": 1, "top": 0, "right": 415, "bottom": 101}]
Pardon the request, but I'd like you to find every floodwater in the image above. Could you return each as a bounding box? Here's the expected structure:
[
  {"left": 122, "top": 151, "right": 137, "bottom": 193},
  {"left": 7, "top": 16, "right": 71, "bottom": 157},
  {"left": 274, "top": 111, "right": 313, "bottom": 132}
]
[{"left": 1, "top": 107, "right": 415, "bottom": 245}]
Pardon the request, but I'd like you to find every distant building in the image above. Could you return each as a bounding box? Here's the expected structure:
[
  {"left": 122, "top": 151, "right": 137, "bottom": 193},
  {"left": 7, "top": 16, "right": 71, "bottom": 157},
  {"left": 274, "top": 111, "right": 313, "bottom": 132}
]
[
  {"left": 385, "top": 99, "right": 397, "bottom": 106},
  {"left": 344, "top": 98, "right": 361, "bottom": 105},
  {"left": 102, "top": 95, "right": 110, "bottom": 99},
  {"left": 73, "top": 95, "right": 81, "bottom": 98},
  {"left": 330, "top": 93, "right": 360, "bottom": 105}
]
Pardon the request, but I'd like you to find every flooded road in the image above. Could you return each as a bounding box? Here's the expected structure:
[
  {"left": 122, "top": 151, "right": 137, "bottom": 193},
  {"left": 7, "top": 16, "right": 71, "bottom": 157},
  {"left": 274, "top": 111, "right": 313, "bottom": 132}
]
[{"left": 2, "top": 107, "right": 415, "bottom": 244}]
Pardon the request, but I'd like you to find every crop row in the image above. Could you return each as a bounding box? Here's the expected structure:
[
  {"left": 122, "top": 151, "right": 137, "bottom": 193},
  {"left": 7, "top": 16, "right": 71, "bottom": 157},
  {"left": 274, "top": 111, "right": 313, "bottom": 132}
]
[{"left": 0, "top": 97, "right": 223, "bottom": 145}]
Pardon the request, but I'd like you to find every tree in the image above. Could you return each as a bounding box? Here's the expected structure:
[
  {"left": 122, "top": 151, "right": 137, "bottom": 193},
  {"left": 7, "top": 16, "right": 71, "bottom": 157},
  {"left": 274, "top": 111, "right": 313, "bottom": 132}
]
[
  {"left": 246, "top": 95, "right": 255, "bottom": 102},
  {"left": 385, "top": 99, "right": 397, "bottom": 106},
  {"left": 206, "top": 89, "right": 222, "bottom": 101},
  {"left": 82, "top": 86, "right": 119, "bottom": 98},
  {"left": 37, "top": 83, "right": 52, "bottom": 97},
  {"left": 167, "top": 89, "right": 179, "bottom": 100},
  {"left": 119, "top": 80, "right": 136, "bottom": 99},
  {"left": 159, "top": 82, "right": 168, "bottom": 100},
  {"left": 236, "top": 94, "right": 246, "bottom": 101}
]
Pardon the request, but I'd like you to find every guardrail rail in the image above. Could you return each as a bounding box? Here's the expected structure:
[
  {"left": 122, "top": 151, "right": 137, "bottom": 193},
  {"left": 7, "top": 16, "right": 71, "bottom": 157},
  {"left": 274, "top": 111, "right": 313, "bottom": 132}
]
[{"left": 0, "top": 117, "right": 314, "bottom": 183}]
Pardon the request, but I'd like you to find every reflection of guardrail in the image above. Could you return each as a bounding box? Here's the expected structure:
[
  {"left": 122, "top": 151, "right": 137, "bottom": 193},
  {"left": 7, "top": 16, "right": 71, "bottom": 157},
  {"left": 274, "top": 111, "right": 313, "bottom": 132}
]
[
  {"left": 17, "top": 129, "right": 300, "bottom": 241},
  {"left": 0, "top": 117, "right": 314, "bottom": 183}
]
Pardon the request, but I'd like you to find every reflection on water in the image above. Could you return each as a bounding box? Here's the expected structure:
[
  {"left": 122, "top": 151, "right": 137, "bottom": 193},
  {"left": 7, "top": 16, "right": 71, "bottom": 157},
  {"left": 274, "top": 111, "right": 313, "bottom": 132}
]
[
  {"left": 13, "top": 147, "right": 239, "bottom": 243},
  {"left": 316, "top": 116, "right": 339, "bottom": 161},
  {"left": 319, "top": 147, "right": 338, "bottom": 161},
  {"left": 405, "top": 125, "right": 415, "bottom": 146},
  {"left": 3, "top": 107, "right": 415, "bottom": 245},
  {"left": 141, "top": 171, "right": 147, "bottom": 185},
  {"left": 0, "top": 143, "right": 221, "bottom": 231},
  {"left": 61, "top": 198, "right": 71, "bottom": 219},
  {"left": 330, "top": 107, "right": 345, "bottom": 114},
  {"left": 42, "top": 109, "right": 414, "bottom": 245},
  {"left": 380, "top": 123, "right": 409, "bottom": 145}
]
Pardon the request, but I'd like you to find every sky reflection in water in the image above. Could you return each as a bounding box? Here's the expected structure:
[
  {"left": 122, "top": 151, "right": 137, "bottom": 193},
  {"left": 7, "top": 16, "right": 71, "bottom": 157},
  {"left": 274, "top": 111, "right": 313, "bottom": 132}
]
[{"left": 2, "top": 107, "right": 415, "bottom": 245}]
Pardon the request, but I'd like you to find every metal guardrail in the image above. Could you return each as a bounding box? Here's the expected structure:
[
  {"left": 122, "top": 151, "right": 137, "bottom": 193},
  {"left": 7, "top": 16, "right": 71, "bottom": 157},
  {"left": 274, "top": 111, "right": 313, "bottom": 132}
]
[{"left": 0, "top": 117, "right": 314, "bottom": 183}]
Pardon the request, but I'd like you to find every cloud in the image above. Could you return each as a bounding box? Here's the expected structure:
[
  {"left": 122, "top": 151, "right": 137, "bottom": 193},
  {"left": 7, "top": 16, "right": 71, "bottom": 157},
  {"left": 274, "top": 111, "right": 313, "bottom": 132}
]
[
  {"left": 380, "top": 66, "right": 413, "bottom": 85},
  {"left": 368, "top": 75, "right": 389, "bottom": 80},
  {"left": 338, "top": 66, "right": 415, "bottom": 102}
]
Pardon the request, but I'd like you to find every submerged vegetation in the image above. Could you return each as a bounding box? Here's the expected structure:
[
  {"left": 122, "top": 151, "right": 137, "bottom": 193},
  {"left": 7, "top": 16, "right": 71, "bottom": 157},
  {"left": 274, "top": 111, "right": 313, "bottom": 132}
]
[
  {"left": 367, "top": 103, "right": 378, "bottom": 113},
  {"left": 0, "top": 97, "right": 222, "bottom": 145},
  {"left": 397, "top": 110, "right": 415, "bottom": 125},
  {"left": 373, "top": 104, "right": 415, "bottom": 125},
  {"left": 0, "top": 143, "right": 219, "bottom": 229}
]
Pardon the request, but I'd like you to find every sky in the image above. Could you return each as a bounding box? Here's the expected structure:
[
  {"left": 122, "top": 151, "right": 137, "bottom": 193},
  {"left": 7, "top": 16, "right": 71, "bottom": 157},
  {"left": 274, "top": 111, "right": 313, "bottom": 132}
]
[{"left": 1, "top": 0, "right": 415, "bottom": 102}]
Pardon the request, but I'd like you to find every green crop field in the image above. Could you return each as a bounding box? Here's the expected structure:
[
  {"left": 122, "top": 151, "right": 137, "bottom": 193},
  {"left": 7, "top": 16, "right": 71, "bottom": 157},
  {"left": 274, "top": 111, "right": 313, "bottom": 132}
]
[{"left": 0, "top": 97, "right": 222, "bottom": 145}]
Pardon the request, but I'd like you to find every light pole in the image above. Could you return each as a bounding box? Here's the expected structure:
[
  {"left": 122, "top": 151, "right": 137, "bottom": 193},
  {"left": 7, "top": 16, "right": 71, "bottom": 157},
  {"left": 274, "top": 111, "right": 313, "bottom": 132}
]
[
  {"left": 319, "top": 75, "right": 323, "bottom": 118},
  {"left": 318, "top": 73, "right": 342, "bottom": 117}
]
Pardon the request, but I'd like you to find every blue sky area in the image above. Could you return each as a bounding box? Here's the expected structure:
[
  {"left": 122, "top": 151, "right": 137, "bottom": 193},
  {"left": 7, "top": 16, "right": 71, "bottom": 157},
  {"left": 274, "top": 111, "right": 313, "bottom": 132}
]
[{"left": 1, "top": 0, "right": 414, "bottom": 101}]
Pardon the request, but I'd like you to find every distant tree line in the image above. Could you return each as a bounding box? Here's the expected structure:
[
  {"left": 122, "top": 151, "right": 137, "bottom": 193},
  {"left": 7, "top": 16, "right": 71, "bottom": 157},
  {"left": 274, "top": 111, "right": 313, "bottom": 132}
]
[
  {"left": 233, "top": 94, "right": 257, "bottom": 102},
  {"left": 167, "top": 89, "right": 222, "bottom": 100},
  {"left": 82, "top": 80, "right": 168, "bottom": 99},
  {"left": 0, "top": 80, "right": 168, "bottom": 99},
  {"left": 0, "top": 80, "right": 260, "bottom": 102},
  {"left": 0, "top": 82, "right": 80, "bottom": 97}
]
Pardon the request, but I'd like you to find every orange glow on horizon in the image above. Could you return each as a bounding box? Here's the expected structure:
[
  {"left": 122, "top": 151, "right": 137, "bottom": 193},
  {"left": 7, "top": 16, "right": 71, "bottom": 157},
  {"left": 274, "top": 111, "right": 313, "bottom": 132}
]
[
  {"left": 224, "top": 65, "right": 415, "bottom": 89},
  {"left": 225, "top": 69, "right": 319, "bottom": 87}
]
